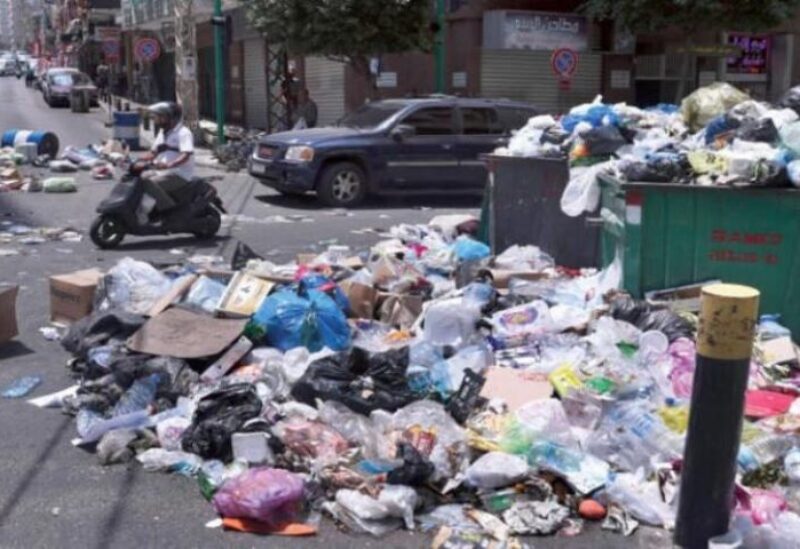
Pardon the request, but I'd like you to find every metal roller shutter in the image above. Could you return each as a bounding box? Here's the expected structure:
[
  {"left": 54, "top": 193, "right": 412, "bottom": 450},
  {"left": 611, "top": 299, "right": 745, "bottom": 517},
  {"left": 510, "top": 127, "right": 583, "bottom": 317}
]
[
  {"left": 244, "top": 38, "right": 268, "bottom": 130},
  {"left": 480, "top": 50, "right": 603, "bottom": 114},
  {"left": 305, "top": 57, "right": 345, "bottom": 127}
]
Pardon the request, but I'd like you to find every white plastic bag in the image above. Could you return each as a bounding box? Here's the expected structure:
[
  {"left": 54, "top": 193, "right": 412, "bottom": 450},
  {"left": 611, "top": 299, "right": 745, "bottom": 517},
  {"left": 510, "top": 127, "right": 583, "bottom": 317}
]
[
  {"left": 465, "top": 452, "right": 529, "bottom": 489},
  {"left": 104, "top": 258, "right": 173, "bottom": 315},
  {"left": 423, "top": 298, "right": 481, "bottom": 347},
  {"left": 605, "top": 471, "right": 675, "bottom": 528},
  {"left": 560, "top": 162, "right": 610, "bottom": 217}
]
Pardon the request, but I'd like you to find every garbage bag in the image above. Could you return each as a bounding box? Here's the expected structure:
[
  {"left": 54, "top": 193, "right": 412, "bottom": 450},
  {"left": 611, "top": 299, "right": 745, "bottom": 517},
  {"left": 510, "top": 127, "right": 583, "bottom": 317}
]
[
  {"left": 681, "top": 83, "right": 750, "bottom": 132},
  {"left": 788, "top": 160, "right": 800, "bottom": 187},
  {"left": 297, "top": 273, "right": 350, "bottom": 314},
  {"left": 276, "top": 419, "right": 350, "bottom": 463},
  {"left": 452, "top": 236, "right": 491, "bottom": 262},
  {"left": 291, "top": 347, "right": 416, "bottom": 415},
  {"left": 609, "top": 296, "right": 694, "bottom": 342},
  {"left": 387, "top": 442, "right": 435, "bottom": 486},
  {"left": 618, "top": 154, "right": 687, "bottom": 183},
  {"left": 779, "top": 85, "right": 800, "bottom": 115},
  {"left": 42, "top": 177, "right": 77, "bottom": 193},
  {"left": 251, "top": 285, "right": 351, "bottom": 353},
  {"left": 736, "top": 118, "right": 779, "bottom": 143},
  {"left": 102, "top": 258, "right": 174, "bottom": 315},
  {"left": 181, "top": 384, "right": 263, "bottom": 461},
  {"left": 751, "top": 159, "right": 790, "bottom": 188},
  {"left": 465, "top": 451, "right": 529, "bottom": 489},
  {"left": 781, "top": 120, "right": 800, "bottom": 157},
  {"left": 582, "top": 125, "right": 628, "bottom": 156},
  {"left": 560, "top": 161, "right": 610, "bottom": 217},
  {"left": 705, "top": 114, "right": 741, "bottom": 144},
  {"left": 62, "top": 309, "right": 146, "bottom": 362},
  {"left": 213, "top": 467, "right": 304, "bottom": 526}
]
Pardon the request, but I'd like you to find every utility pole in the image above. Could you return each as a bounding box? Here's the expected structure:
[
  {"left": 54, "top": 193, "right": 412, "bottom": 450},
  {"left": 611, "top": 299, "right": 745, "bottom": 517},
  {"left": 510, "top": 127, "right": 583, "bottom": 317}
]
[
  {"left": 175, "top": 0, "right": 199, "bottom": 130},
  {"left": 434, "top": 0, "right": 445, "bottom": 94},
  {"left": 212, "top": 0, "right": 225, "bottom": 145}
]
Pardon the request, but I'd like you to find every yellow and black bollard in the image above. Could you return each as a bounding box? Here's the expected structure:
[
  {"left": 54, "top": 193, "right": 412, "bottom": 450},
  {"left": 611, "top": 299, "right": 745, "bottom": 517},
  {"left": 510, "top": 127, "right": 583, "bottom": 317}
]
[{"left": 675, "top": 283, "right": 760, "bottom": 548}]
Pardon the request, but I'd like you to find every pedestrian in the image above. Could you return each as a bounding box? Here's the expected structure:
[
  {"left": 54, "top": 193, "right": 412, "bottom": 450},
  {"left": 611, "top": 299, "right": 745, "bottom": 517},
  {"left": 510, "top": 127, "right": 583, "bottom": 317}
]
[{"left": 293, "top": 88, "right": 318, "bottom": 129}]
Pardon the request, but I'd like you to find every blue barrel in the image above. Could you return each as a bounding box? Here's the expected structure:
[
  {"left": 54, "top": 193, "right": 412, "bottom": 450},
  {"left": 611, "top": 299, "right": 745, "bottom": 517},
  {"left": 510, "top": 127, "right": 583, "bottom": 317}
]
[
  {"left": 113, "top": 112, "right": 141, "bottom": 150},
  {"left": 1, "top": 129, "right": 60, "bottom": 158}
]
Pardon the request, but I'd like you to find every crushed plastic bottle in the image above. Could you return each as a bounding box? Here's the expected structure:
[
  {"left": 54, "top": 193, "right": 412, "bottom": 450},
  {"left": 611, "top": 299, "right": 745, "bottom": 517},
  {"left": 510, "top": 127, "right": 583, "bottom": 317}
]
[
  {"left": 1, "top": 376, "right": 42, "bottom": 398},
  {"left": 739, "top": 434, "right": 800, "bottom": 473},
  {"left": 111, "top": 373, "right": 162, "bottom": 417}
]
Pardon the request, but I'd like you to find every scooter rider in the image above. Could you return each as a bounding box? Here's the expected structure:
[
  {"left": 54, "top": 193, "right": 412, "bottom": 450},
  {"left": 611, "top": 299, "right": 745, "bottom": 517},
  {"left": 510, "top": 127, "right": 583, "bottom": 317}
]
[{"left": 138, "top": 101, "right": 196, "bottom": 223}]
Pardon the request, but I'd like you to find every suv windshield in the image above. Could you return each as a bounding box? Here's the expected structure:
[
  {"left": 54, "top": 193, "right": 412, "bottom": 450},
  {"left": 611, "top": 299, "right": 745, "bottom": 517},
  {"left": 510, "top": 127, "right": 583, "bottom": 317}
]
[
  {"left": 338, "top": 103, "right": 403, "bottom": 129},
  {"left": 51, "top": 72, "right": 89, "bottom": 87}
]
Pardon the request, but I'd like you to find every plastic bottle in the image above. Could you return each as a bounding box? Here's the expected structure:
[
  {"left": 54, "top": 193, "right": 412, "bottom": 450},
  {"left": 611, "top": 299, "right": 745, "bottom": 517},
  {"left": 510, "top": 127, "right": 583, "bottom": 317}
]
[
  {"left": 739, "top": 435, "right": 800, "bottom": 472},
  {"left": 111, "top": 373, "right": 162, "bottom": 417}
]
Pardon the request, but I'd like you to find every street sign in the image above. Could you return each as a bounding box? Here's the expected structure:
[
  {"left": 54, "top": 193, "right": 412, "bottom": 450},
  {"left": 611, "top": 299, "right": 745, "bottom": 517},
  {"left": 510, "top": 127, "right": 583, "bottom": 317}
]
[
  {"left": 134, "top": 38, "right": 161, "bottom": 63},
  {"left": 102, "top": 40, "right": 120, "bottom": 60},
  {"left": 551, "top": 48, "right": 579, "bottom": 79}
]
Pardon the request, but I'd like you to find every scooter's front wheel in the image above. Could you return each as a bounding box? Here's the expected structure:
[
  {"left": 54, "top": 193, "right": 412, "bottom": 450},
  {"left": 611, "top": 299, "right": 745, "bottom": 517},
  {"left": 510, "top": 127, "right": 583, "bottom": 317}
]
[{"left": 90, "top": 216, "right": 126, "bottom": 249}]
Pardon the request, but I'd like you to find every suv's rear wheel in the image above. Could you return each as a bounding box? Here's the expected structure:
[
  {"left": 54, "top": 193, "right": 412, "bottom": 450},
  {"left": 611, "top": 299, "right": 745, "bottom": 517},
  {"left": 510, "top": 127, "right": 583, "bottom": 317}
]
[{"left": 317, "top": 162, "right": 367, "bottom": 208}]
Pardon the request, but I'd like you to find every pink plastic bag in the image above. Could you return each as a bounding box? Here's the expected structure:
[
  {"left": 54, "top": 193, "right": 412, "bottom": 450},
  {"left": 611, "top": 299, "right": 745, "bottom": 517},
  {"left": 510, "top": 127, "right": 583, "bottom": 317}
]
[
  {"left": 736, "top": 487, "right": 788, "bottom": 526},
  {"left": 213, "top": 468, "right": 305, "bottom": 526},
  {"left": 668, "top": 338, "right": 696, "bottom": 399}
]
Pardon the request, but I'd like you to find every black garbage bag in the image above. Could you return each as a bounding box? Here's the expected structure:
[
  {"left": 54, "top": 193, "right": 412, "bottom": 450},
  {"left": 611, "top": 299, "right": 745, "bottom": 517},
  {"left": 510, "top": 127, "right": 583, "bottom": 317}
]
[
  {"left": 749, "top": 159, "right": 790, "bottom": 188},
  {"left": 609, "top": 296, "right": 694, "bottom": 342},
  {"left": 582, "top": 125, "right": 628, "bottom": 156},
  {"left": 779, "top": 85, "right": 800, "bottom": 115},
  {"left": 62, "top": 310, "right": 146, "bottom": 360},
  {"left": 231, "top": 240, "right": 263, "bottom": 271},
  {"left": 182, "top": 384, "right": 263, "bottom": 461},
  {"left": 387, "top": 442, "right": 435, "bottom": 486},
  {"left": 735, "top": 118, "right": 779, "bottom": 143},
  {"left": 540, "top": 125, "right": 571, "bottom": 145},
  {"left": 291, "top": 347, "right": 416, "bottom": 415}
]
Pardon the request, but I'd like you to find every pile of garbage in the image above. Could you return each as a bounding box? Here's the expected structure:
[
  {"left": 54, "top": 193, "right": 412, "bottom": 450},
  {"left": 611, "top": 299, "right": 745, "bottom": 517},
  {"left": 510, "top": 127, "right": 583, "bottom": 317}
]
[
  {"left": 495, "top": 82, "right": 800, "bottom": 218},
  {"left": 21, "top": 216, "right": 800, "bottom": 545}
]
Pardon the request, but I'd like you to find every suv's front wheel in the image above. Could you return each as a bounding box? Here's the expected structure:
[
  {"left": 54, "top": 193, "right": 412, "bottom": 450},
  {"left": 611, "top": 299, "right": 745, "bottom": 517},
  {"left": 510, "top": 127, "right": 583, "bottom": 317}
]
[{"left": 317, "top": 161, "right": 367, "bottom": 208}]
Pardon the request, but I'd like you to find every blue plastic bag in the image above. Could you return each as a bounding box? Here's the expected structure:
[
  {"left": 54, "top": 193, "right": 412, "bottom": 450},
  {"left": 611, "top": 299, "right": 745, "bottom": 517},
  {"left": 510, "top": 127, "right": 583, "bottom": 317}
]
[
  {"left": 252, "top": 286, "right": 351, "bottom": 352},
  {"left": 452, "top": 236, "right": 490, "bottom": 261},
  {"left": 297, "top": 273, "right": 350, "bottom": 314},
  {"left": 562, "top": 105, "right": 620, "bottom": 133}
]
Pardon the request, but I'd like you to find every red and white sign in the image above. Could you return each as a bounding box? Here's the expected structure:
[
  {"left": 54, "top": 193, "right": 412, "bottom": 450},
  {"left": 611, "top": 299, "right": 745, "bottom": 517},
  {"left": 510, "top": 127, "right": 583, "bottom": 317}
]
[
  {"left": 134, "top": 38, "right": 161, "bottom": 63},
  {"left": 551, "top": 47, "right": 579, "bottom": 91}
]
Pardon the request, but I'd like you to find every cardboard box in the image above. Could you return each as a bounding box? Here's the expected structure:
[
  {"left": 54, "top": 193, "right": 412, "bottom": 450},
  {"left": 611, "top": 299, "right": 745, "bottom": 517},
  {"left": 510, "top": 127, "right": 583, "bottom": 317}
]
[
  {"left": 377, "top": 292, "right": 423, "bottom": 329},
  {"left": 340, "top": 280, "right": 378, "bottom": 319},
  {"left": 0, "top": 285, "right": 19, "bottom": 345},
  {"left": 49, "top": 269, "right": 103, "bottom": 323},
  {"left": 217, "top": 272, "right": 275, "bottom": 318}
]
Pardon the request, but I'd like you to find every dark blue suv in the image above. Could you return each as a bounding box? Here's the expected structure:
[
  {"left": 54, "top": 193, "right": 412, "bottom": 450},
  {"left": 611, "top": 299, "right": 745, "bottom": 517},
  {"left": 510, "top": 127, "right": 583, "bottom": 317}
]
[{"left": 248, "top": 97, "right": 538, "bottom": 207}]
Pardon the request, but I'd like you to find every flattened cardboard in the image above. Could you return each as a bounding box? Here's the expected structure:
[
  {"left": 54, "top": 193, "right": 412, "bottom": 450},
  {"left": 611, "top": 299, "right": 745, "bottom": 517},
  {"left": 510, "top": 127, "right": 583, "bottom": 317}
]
[
  {"left": 480, "top": 367, "right": 553, "bottom": 411},
  {"left": 377, "top": 293, "right": 423, "bottom": 329},
  {"left": 126, "top": 308, "right": 247, "bottom": 359},
  {"left": 484, "top": 269, "right": 548, "bottom": 290},
  {"left": 49, "top": 269, "right": 103, "bottom": 323},
  {"left": 340, "top": 280, "right": 378, "bottom": 319},
  {"left": 760, "top": 336, "right": 799, "bottom": 367},
  {"left": 217, "top": 272, "right": 275, "bottom": 318},
  {"left": 0, "top": 285, "right": 19, "bottom": 345},
  {"left": 148, "top": 274, "right": 198, "bottom": 317}
]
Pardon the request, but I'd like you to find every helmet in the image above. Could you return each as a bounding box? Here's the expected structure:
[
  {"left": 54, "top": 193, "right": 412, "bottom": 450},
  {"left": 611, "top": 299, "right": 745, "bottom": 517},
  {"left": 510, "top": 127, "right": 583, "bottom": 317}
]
[{"left": 148, "top": 101, "right": 182, "bottom": 132}]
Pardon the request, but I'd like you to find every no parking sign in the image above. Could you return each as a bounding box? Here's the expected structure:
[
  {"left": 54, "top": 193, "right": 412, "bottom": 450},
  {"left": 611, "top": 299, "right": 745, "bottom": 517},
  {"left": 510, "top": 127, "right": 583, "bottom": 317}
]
[
  {"left": 134, "top": 38, "right": 161, "bottom": 63},
  {"left": 551, "top": 48, "right": 579, "bottom": 91}
]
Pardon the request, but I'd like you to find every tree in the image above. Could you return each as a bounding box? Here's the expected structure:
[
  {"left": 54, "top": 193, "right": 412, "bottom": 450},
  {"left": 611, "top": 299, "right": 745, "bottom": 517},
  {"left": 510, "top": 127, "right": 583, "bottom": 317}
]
[
  {"left": 246, "top": 0, "right": 433, "bottom": 96},
  {"left": 580, "top": 0, "right": 800, "bottom": 101}
]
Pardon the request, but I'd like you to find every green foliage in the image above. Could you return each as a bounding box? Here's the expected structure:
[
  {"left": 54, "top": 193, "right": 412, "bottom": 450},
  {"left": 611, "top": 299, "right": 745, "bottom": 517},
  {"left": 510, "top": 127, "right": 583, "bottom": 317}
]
[
  {"left": 580, "top": 0, "right": 800, "bottom": 33},
  {"left": 246, "top": 0, "right": 433, "bottom": 62}
]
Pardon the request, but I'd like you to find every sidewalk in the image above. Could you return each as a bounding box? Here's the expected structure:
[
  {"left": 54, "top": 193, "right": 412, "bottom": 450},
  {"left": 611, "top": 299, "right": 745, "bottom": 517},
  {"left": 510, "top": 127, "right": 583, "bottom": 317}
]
[{"left": 98, "top": 96, "right": 224, "bottom": 171}]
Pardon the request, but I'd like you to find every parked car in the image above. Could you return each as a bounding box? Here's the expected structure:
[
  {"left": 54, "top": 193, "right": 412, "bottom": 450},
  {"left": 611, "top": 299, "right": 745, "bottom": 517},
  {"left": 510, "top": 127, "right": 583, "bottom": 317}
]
[
  {"left": 41, "top": 68, "right": 99, "bottom": 107},
  {"left": 0, "top": 57, "right": 15, "bottom": 77},
  {"left": 248, "top": 97, "right": 539, "bottom": 207}
]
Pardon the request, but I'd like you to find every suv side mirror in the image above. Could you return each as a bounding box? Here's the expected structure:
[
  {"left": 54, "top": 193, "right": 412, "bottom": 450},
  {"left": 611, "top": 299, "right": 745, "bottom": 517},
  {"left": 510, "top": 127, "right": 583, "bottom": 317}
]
[{"left": 390, "top": 124, "right": 416, "bottom": 142}]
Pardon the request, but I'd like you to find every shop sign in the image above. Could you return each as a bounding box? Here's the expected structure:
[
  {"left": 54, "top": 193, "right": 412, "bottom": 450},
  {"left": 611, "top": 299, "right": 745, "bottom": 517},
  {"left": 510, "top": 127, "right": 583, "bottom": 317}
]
[
  {"left": 484, "top": 10, "right": 588, "bottom": 52},
  {"left": 727, "top": 33, "right": 770, "bottom": 75}
]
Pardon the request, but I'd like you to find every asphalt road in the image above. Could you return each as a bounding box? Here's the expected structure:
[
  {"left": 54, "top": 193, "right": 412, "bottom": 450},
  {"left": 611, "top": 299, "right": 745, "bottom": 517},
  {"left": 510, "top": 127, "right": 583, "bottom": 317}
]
[{"left": 0, "top": 77, "right": 662, "bottom": 548}]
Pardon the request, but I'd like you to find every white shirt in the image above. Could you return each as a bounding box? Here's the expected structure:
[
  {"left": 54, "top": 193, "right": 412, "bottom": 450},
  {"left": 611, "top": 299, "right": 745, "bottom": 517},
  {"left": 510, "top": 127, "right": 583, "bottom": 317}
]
[{"left": 152, "top": 124, "right": 195, "bottom": 181}]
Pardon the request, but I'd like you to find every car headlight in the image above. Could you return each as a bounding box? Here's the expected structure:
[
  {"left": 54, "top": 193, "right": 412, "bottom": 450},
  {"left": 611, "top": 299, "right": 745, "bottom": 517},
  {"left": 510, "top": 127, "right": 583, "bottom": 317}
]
[{"left": 285, "top": 146, "right": 315, "bottom": 163}]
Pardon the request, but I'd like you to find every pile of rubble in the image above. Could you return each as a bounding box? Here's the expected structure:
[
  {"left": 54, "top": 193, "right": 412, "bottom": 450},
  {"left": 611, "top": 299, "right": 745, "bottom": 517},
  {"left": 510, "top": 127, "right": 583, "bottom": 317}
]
[{"left": 14, "top": 214, "right": 800, "bottom": 546}]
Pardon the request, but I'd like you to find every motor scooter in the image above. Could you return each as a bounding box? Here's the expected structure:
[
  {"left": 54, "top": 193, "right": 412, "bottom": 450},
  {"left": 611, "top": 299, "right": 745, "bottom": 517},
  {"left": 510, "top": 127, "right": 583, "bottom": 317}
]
[{"left": 90, "top": 161, "right": 226, "bottom": 249}]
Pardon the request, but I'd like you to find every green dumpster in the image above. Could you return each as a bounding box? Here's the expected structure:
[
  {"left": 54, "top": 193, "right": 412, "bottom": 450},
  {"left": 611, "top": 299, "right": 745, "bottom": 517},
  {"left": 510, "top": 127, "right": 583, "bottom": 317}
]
[{"left": 599, "top": 174, "right": 800, "bottom": 335}]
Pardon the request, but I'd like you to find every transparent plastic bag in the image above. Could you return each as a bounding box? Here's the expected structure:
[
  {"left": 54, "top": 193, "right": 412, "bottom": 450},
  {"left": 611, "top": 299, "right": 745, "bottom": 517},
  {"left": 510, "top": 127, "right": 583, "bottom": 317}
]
[
  {"left": 560, "top": 163, "right": 606, "bottom": 217},
  {"left": 183, "top": 276, "right": 226, "bottom": 313},
  {"left": 104, "top": 258, "right": 173, "bottom": 315},
  {"left": 605, "top": 471, "right": 675, "bottom": 527},
  {"left": 494, "top": 244, "right": 555, "bottom": 272},
  {"left": 465, "top": 451, "right": 529, "bottom": 489},
  {"left": 423, "top": 298, "right": 481, "bottom": 348},
  {"left": 136, "top": 448, "right": 204, "bottom": 473}
]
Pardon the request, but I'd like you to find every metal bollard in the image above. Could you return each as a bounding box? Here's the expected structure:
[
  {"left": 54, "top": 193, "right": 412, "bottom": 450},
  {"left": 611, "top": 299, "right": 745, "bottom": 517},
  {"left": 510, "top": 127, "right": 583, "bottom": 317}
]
[{"left": 674, "top": 283, "right": 760, "bottom": 549}]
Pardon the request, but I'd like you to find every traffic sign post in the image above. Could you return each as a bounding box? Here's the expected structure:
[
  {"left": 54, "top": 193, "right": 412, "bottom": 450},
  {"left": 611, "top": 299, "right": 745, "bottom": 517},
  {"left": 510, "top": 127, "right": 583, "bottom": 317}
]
[
  {"left": 134, "top": 38, "right": 161, "bottom": 63},
  {"left": 551, "top": 48, "right": 579, "bottom": 93}
]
